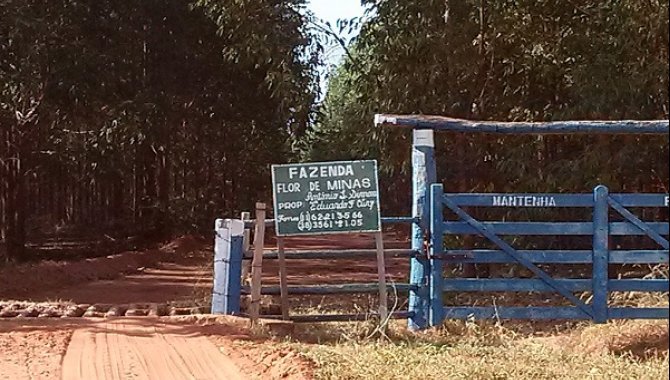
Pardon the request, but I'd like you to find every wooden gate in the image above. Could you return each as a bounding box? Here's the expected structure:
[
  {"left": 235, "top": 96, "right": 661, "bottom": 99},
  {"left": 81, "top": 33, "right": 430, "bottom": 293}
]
[
  {"left": 212, "top": 213, "right": 417, "bottom": 323},
  {"left": 427, "top": 184, "right": 669, "bottom": 327}
]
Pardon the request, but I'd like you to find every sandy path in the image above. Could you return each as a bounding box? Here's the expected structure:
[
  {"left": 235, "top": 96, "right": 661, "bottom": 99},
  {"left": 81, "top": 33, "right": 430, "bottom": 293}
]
[
  {"left": 1, "top": 233, "right": 407, "bottom": 379},
  {"left": 61, "top": 318, "right": 247, "bottom": 380},
  {"left": 0, "top": 328, "right": 70, "bottom": 380}
]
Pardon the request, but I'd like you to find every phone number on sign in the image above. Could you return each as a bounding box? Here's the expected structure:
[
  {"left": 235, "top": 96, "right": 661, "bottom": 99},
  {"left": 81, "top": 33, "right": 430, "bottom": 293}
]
[{"left": 296, "top": 211, "right": 365, "bottom": 231}]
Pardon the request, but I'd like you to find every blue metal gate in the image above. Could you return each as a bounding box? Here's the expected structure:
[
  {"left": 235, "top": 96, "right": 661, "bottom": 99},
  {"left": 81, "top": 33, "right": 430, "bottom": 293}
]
[{"left": 427, "top": 184, "right": 669, "bottom": 327}]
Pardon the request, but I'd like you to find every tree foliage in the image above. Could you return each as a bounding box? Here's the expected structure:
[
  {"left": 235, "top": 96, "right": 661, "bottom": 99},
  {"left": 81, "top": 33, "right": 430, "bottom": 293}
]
[
  {"left": 1, "top": 0, "right": 668, "bottom": 263},
  {"left": 306, "top": 0, "right": 669, "bottom": 214},
  {"left": 1, "top": 0, "right": 320, "bottom": 261}
]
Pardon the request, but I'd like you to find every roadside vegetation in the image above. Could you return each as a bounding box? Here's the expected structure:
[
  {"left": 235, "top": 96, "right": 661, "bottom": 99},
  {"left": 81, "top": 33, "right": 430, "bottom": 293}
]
[
  {"left": 3, "top": 1, "right": 668, "bottom": 263},
  {"left": 296, "top": 319, "right": 668, "bottom": 380},
  {"left": 1, "top": 0, "right": 321, "bottom": 261},
  {"left": 224, "top": 291, "right": 668, "bottom": 380}
]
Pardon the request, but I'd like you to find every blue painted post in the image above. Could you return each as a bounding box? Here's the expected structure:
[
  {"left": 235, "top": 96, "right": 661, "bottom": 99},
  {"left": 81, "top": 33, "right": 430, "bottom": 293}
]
[
  {"left": 212, "top": 218, "right": 244, "bottom": 314},
  {"left": 429, "top": 184, "right": 445, "bottom": 327},
  {"left": 593, "top": 185, "right": 610, "bottom": 323},
  {"left": 409, "top": 129, "right": 436, "bottom": 330},
  {"left": 227, "top": 235, "right": 243, "bottom": 313}
]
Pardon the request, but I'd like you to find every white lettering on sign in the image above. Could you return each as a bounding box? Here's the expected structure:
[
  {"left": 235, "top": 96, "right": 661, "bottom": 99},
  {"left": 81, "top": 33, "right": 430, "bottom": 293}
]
[
  {"left": 305, "top": 192, "right": 340, "bottom": 201},
  {"left": 276, "top": 182, "right": 301, "bottom": 193},
  {"left": 277, "top": 215, "right": 299, "bottom": 222},
  {"left": 309, "top": 199, "right": 356, "bottom": 211},
  {"left": 326, "top": 178, "right": 371, "bottom": 191},
  {"left": 278, "top": 201, "right": 303, "bottom": 210},
  {"left": 288, "top": 165, "right": 355, "bottom": 179},
  {"left": 665, "top": 196, "right": 669, "bottom": 207},
  {"left": 492, "top": 195, "right": 557, "bottom": 207},
  {"left": 356, "top": 199, "right": 376, "bottom": 210},
  {"left": 272, "top": 160, "right": 380, "bottom": 235},
  {"left": 348, "top": 189, "right": 378, "bottom": 199}
]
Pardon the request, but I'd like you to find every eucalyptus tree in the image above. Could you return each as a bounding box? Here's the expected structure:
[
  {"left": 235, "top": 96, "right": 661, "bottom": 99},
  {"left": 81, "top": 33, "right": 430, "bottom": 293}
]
[
  {"left": 1, "top": 0, "right": 321, "bottom": 261},
  {"left": 309, "top": 0, "right": 668, "bottom": 203}
]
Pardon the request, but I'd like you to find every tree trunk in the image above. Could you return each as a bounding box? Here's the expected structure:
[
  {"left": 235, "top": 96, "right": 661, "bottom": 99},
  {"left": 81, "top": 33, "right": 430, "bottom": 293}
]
[
  {"left": 157, "top": 143, "right": 171, "bottom": 236},
  {"left": 5, "top": 144, "right": 28, "bottom": 262},
  {"left": 0, "top": 126, "right": 8, "bottom": 261}
]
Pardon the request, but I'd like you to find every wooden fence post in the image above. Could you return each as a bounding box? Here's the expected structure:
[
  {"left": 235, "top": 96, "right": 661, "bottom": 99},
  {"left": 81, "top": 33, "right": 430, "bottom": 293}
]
[
  {"left": 593, "top": 185, "right": 610, "bottom": 323},
  {"left": 249, "top": 203, "right": 266, "bottom": 325},
  {"left": 429, "top": 183, "right": 444, "bottom": 327},
  {"left": 409, "top": 129, "right": 436, "bottom": 330},
  {"left": 277, "top": 236, "right": 290, "bottom": 320},
  {"left": 241, "top": 211, "right": 251, "bottom": 285},
  {"left": 374, "top": 231, "right": 389, "bottom": 323},
  {"left": 212, "top": 218, "right": 244, "bottom": 314}
]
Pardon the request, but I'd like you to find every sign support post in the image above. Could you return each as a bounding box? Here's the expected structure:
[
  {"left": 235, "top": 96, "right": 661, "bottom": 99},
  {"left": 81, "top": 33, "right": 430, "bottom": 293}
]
[
  {"left": 277, "top": 236, "right": 290, "bottom": 320},
  {"left": 250, "top": 202, "right": 266, "bottom": 326}
]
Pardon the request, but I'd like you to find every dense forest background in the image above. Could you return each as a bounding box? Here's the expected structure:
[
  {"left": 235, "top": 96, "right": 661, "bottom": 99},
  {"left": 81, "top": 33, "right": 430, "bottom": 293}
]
[{"left": 2, "top": 0, "right": 668, "bottom": 262}]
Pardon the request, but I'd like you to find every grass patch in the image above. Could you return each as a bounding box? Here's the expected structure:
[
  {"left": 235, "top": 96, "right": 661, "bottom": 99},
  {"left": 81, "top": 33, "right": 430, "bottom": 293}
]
[
  {"left": 300, "top": 337, "right": 667, "bottom": 380},
  {"left": 268, "top": 269, "right": 669, "bottom": 379},
  {"left": 281, "top": 318, "right": 668, "bottom": 380},
  {"left": 228, "top": 283, "right": 669, "bottom": 379}
]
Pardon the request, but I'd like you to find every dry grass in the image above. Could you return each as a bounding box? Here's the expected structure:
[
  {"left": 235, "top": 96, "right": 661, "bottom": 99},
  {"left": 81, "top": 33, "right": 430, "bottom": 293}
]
[
  {"left": 261, "top": 289, "right": 669, "bottom": 380},
  {"left": 216, "top": 277, "right": 669, "bottom": 379},
  {"left": 196, "top": 253, "right": 668, "bottom": 379},
  {"left": 540, "top": 320, "right": 669, "bottom": 359},
  {"left": 285, "top": 319, "right": 668, "bottom": 380}
]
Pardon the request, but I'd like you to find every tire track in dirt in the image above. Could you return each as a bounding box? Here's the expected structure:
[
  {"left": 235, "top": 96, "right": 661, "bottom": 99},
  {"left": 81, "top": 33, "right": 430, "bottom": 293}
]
[{"left": 61, "top": 318, "right": 248, "bottom": 380}]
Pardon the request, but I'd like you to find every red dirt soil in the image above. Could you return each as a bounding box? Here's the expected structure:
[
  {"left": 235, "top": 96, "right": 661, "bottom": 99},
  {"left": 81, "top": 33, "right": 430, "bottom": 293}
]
[
  {"left": 0, "top": 322, "right": 70, "bottom": 380},
  {"left": 0, "top": 316, "right": 311, "bottom": 380},
  {"left": 1, "top": 233, "right": 405, "bottom": 379},
  {"left": 61, "top": 318, "right": 247, "bottom": 380}
]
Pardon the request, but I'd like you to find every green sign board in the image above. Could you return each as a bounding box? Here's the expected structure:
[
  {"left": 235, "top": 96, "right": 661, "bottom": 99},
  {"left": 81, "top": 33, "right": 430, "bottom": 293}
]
[{"left": 271, "top": 160, "right": 381, "bottom": 236}]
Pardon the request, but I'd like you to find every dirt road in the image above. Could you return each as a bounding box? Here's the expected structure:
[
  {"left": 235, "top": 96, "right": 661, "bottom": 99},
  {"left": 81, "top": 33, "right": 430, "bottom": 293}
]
[
  {"left": 61, "top": 318, "right": 246, "bottom": 380},
  {"left": 1, "top": 316, "right": 309, "bottom": 380},
  {"left": 1, "top": 233, "right": 405, "bottom": 379}
]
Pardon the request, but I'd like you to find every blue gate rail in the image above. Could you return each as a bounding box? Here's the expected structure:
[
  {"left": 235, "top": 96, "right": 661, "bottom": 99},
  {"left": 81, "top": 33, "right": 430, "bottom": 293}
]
[
  {"left": 215, "top": 215, "right": 418, "bottom": 323},
  {"left": 428, "top": 184, "right": 669, "bottom": 326},
  {"left": 438, "top": 250, "right": 668, "bottom": 264}
]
